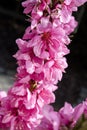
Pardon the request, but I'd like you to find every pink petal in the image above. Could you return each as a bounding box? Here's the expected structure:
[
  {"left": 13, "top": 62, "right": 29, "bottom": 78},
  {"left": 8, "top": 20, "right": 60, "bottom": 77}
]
[{"left": 26, "top": 60, "right": 35, "bottom": 74}]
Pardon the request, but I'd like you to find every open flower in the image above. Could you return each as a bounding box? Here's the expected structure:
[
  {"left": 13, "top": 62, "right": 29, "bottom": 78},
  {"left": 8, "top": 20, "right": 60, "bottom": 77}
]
[{"left": 27, "top": 17, "right": 70, "bottom": 59}]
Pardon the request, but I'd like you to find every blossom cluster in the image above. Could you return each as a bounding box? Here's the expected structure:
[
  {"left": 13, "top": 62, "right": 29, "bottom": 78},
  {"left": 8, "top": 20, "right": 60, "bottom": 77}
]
[{"left": 0, "top": 0, "right": 87, "bottom": 130}]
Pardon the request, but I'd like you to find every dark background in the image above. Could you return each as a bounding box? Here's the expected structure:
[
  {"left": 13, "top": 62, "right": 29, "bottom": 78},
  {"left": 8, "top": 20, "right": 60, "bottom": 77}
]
[{"left": 0, "top": 0, "right": 87, "bottom": 109}]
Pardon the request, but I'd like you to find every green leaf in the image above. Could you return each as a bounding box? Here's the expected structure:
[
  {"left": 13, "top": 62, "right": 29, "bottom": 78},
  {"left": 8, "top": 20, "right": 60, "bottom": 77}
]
[{"left": 73, "top": 115, "right": 87, "bottom": 130}]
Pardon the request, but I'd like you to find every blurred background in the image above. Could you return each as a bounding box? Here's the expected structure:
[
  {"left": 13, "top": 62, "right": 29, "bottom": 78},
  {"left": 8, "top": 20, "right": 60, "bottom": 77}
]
[{"left": 0, "top": 0, "right": 87, "bottom": 109}]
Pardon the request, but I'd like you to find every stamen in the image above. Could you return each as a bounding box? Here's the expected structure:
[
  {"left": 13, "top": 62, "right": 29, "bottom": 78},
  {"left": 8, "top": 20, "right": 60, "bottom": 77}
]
[
  {"left": 42, "top": 32, "right": 51, "bottom": 41},
  {"left": 29, "top": 79, "right": 37, "bottom": 92}
]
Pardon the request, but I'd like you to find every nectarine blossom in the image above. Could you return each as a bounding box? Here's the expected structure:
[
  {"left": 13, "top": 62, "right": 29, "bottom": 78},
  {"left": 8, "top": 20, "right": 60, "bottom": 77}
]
[{"left": 0, "top": 0, "right": 87, "bottom": 129}]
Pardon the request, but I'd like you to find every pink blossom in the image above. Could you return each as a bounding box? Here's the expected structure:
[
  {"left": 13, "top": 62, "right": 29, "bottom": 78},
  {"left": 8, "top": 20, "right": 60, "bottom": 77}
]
[
  {"left": 9, "top": 80, "right": 55, "bottom": 107},
  {"left": 15, "top": 42, "right": 68, "bottom": 84},
  {"left": 0, "top": 89, "right": 42, "bottom": 129},
  {"left": 59, "top": 100, "right": 87, "bottom": 128},
  {"left": 34, "top": 105, "right": 60, "bottom": 130},
  {"left": 58, "top": 5, "right": 72, "bottom": 24},
  {"left": 59, "top": 102, "right": 74, "bottom": 125},
  {"left": 14, "top": 43, "right": 45, "bottom": 83},
  {"left": 23, "top": 27, "right": 37, "bottom": 40},
  {"left": 16, "top": 38, "right": 29, "bottom": 52},
  {"left": 22, "top": 0, "right": 51, "bottom": 15},
  {"left": 51, "top": 0, "right": 87, "bottom": 26},
  {"left": 44, "top": 58, "right": 68, "bottom": 84},
  {"left": 63, "top": 16, "right": 78, "bottom": 35},
  {"left": 27, "top": 17, "right": 70, "bottom": 59},
  {"left": 22, "top": 0, "right": 51, "bottom": 29},
  {"left": 74, "top": 0, "right": 87, "bottom": 6},
  {"left": 0, "top": 79, "right": 55, "bottom": 129},
  {"left": 64, "top": 0, "right": 87, "bottom": 12},
  {"left": 53, "top": 16, "right": 77, "bottom": 35},
  {"left": 22, "top": 0, "right": 37, "bottom": 14},
  {"left": 37, "top": 88, "right": 55, "bottom": 107},
  {"left": 72, "top": 102, "right": 85, "bottom": 126},
  {"left": 51, "top": 2, "right": 73, "bottom": 25},
  {"left": 1, "top": 97, "right": 42, "bottom": 130},
  {"left": 15, "top": 34, "right": 68, "bottom": 85},
  {"left": 33, "top": 100, "right": 87, "bottom": 130}
]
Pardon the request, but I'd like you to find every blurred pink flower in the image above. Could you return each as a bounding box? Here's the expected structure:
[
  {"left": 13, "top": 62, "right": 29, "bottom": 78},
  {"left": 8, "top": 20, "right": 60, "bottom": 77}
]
[
  {"left": 34, "top": 105, "right": 60, "bottom": 130},
  {"left": 27, "top": 17, "right": 70, "bottom": 59}
]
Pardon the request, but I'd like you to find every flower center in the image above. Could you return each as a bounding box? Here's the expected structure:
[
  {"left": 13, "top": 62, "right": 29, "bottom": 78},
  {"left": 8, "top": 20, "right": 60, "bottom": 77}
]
[
  {"left": 12, "top": 108, "right": 18, "bottom": 116},
  {"left": 42, "top": 32, "right": 51, "bottom": 41},
  {"left": 29, "top": 79, "right": 37, "bottom": 92}
]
